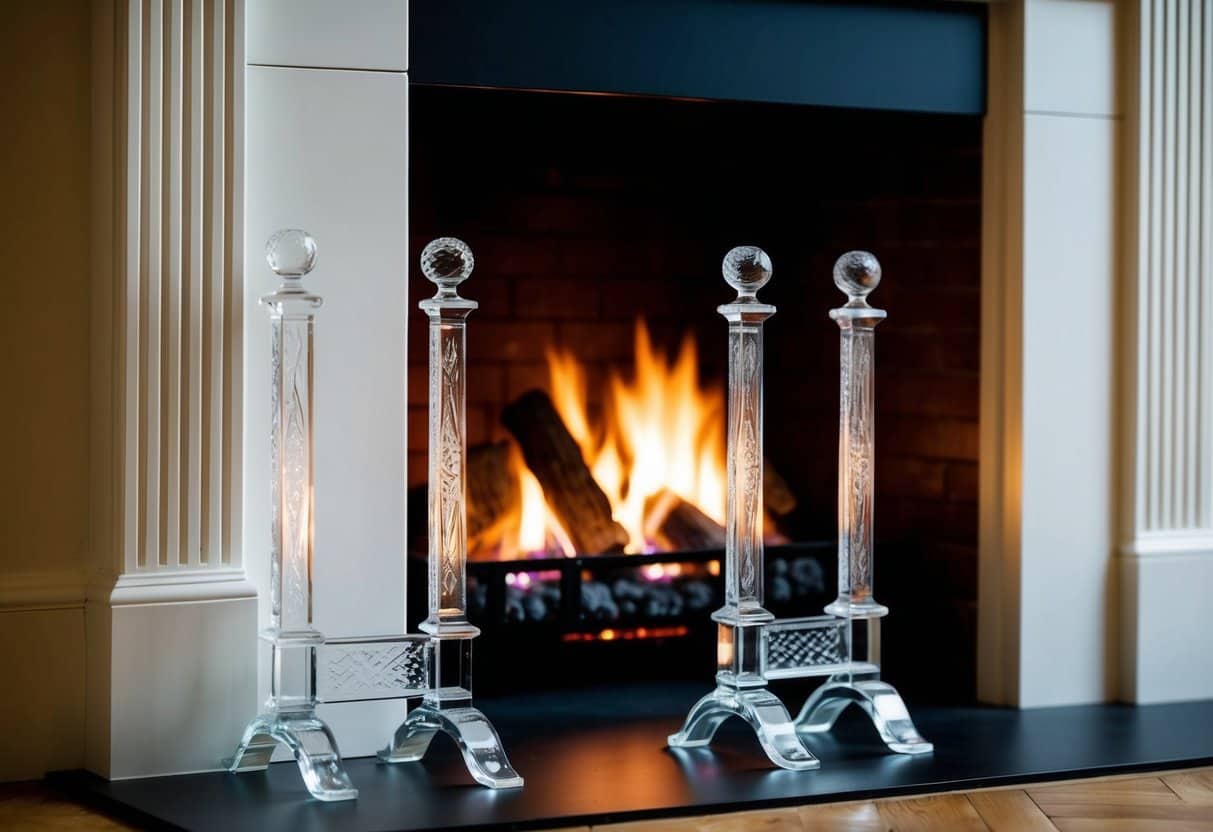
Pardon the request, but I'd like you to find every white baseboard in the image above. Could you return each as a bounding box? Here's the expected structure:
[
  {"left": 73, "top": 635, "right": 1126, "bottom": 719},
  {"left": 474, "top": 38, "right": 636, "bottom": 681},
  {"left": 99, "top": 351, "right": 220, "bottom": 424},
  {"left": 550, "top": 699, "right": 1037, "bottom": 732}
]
[
  {"left": 1120, "top": 545, "right": 1213, "bottom": 704},
  {"left": 86, "top": 573, "right": 259, "bottom": 779},
  {"left": 107, "top": 567, "right": 258, "bottom": 605}
]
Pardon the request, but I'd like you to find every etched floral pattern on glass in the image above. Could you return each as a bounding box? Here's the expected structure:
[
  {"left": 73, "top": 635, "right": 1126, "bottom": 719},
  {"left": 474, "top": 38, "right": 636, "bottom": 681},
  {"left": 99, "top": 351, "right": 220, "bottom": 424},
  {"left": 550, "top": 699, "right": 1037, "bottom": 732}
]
[{"left": 727, "top": 329, "right": 763, "bottom": 607}]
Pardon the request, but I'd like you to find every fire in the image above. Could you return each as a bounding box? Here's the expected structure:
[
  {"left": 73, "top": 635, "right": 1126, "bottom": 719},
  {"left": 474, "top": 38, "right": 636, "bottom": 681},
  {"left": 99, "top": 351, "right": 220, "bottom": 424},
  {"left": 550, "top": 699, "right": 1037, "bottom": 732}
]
[
  {"left": 511, "top": 319, "right": 727, "bottom": 556},
  {"left": 515, "top": 462, "right": 576, "bottom": 557}
]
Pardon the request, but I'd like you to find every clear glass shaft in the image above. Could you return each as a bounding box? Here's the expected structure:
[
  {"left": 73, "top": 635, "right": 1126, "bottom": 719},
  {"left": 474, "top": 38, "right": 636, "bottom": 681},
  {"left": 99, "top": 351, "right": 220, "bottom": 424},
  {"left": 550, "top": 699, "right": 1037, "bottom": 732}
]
[
  {"left": 421, "top": 303, "right": 478, "bottom": 636},
  {"left": 727, "top": 322, "right": 764, "bottom": 612},
  {"left": 715, "top": 306, "right": 774, "bottom": 626},
  {"left": 270, "top": 314, "right": 315, "bottom": 634},
  {"left": 264, "top": 289, "right": 323, "bottom": 712},
  {"left": 827, "top": 314, "right": 888, "bottom": 618}
]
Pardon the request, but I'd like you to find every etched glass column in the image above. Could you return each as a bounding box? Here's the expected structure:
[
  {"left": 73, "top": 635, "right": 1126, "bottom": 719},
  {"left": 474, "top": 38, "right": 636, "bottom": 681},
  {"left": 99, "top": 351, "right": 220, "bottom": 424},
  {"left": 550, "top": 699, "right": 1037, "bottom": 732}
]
[
  {"left": 719, "top": 247, "right": 773, "bottom": 627},
  {"left": 825, "top": 251, "right": 888, "bottom": 619},
  {"left": 668, "top": 247, "right": 818, "bottom": 771},
  {"left": 225, "top": 230, "right": 358, "bottom": 801},
  {"left": 378, "top": 238, "right": 523, "bottom": 789},
  {"left": 421, "top": 239, "right": 478, "bottom": 639},
  {"left": 795, "top": 251, "right": 931, "bottom": 755}
]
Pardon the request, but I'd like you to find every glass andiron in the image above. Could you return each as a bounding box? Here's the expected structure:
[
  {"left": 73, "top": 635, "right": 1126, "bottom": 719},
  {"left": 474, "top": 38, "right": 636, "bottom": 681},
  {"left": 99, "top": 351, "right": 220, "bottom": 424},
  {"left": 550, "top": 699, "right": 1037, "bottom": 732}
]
[
  {"left": 669, "top": 249, "right": 931, "bottom": 771},
  {"left": 376, "top": 238, "right": 524, "bottom": 789},
  {"left": 227, "top": 235, "right": 524, "bottom": 797},
  {"left": 792, "top": 251, "right": 931, "bottom": 755},
  {"left": 225, "top": 230, "right": 359, "bottom": 801},
  {"left": 667, "top": 247, "right": 821, "bottom": 771}
]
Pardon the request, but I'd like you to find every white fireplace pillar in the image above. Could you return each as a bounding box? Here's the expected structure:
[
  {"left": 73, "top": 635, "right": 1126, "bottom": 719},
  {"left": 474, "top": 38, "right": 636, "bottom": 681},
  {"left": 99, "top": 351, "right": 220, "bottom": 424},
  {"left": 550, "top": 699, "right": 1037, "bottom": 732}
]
[
  {"left": 1118, "top": 0, "right": 1213, "bottom": 704},
  {"left": 86, "top": 0, "right": 257, "bottom": 777},
  {"left": 243, "top": 0, "right": 410, "bottom": 757},
  {"left": 979, "top": 0, "right": 1121, "bottom": 707},
  {"left": 80, "top": 0, "right": 410, "bottom": 779},
  {"left": 980, "top": 0, "right": 1213, "bottom": 707}
]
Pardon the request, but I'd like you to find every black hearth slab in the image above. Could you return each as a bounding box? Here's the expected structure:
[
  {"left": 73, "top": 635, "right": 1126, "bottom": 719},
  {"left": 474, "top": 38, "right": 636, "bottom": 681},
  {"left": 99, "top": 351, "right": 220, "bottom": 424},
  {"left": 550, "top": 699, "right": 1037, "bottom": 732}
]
[{"left": 50, "top": 682, "right": 1213, "bottom": 832}]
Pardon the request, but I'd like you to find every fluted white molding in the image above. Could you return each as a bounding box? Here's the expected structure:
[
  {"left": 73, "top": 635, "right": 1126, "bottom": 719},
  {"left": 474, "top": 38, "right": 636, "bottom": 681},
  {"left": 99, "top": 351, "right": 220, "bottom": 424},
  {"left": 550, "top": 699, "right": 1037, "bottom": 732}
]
[
  {"left": 93, "top": 0, "right": 245, "bottom": 584},
  {"left": 1123, "top": 0, "right": 1213, "bottom": 545},
  {"left": 87, "top": 0, "right": 256, "bottom": 779},
  {"left": 1119, "top": 0, "right": 1213, "bottom": 703}
]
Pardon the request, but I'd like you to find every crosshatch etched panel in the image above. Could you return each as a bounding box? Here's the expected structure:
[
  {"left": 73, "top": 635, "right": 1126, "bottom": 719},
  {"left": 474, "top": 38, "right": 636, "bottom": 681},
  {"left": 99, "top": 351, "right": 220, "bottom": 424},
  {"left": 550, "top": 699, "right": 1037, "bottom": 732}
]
[
  {"left": 765, "top": 620, "right": 844, "bottom": 672},
  {"left": 318, "top": 638, "right": 431, "bottom": 703}
]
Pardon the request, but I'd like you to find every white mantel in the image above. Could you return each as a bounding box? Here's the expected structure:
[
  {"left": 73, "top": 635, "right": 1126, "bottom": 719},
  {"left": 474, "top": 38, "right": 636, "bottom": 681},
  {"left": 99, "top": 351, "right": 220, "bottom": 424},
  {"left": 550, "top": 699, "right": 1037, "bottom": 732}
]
[
  {"left": 82, "top": 0, "right": 257, "bottom": 778},
  {"left": 1, "top": 0, "right": 1210, "bottom": 783}
]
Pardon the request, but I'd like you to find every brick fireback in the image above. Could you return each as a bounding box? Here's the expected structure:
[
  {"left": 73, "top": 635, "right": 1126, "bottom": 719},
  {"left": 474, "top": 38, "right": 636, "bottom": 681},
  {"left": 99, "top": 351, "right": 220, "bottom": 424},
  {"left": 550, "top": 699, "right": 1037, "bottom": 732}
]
[{"left": 409, "top": 86, "right": 981, "bottom": 700}]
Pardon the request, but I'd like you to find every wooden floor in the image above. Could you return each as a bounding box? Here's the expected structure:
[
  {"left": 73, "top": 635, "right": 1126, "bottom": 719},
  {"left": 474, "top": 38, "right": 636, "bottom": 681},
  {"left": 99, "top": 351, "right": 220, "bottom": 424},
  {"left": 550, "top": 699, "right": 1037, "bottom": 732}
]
[{"left": 4, "top": 768, "right": 1211, "bottom": 831}]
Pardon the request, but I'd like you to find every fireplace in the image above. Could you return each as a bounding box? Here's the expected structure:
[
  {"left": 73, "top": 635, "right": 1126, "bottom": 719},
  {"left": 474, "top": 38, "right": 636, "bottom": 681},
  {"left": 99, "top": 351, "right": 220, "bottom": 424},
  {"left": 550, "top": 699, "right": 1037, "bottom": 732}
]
[
  {"left": 405, "top": 86, "right": 981, "bottom": 702},
  {"left": 26, "top": 0, "right": 1198, "bottom": 821}
]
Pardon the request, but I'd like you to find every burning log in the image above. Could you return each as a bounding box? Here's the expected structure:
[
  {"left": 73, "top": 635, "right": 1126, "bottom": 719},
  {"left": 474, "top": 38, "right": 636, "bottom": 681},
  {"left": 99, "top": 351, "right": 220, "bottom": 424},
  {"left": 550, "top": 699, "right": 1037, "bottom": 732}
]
[
  {"left": 408, "top": 441, "right": 520, "bottom": 558},
  {"left": 645, "top": 489, "right": 726, "bottom": 552},
  {"left": 501, "top": 390, "right": 629, "bottom": 555},
  {"left": 466, "top": 441, "right": 520, "bottom": 552},
  {"left": 764, "top": 459, "right": 797, "bottom": 517}
]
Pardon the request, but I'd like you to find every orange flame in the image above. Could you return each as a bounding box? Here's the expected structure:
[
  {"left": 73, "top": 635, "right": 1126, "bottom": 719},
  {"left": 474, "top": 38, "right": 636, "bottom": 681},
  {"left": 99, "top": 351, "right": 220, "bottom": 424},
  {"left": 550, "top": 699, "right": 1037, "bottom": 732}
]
[{"left": 508, "top": 319, "right": 727, "bottom": 556}]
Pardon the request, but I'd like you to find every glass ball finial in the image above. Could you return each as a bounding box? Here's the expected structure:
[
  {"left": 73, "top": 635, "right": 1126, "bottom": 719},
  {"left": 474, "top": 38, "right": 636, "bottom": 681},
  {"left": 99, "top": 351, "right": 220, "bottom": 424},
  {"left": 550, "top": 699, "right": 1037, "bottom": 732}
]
[
  {"left": 722, "top": 246, "right": 772, "bottom": 300},
  {"left": 421, "top": 237, "right": 474, "bottom": 292},
  {"left": 833, "top": 250, "right": 881, "bottom": 303},
  {"left": 266, "top": 229, "right": 317, "bottom": 277}
]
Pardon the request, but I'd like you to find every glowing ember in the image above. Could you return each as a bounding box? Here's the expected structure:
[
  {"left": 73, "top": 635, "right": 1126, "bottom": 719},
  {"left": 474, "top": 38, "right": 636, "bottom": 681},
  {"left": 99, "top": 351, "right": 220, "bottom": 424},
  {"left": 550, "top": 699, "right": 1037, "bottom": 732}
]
[
  {"left": 504, "top": 569, "right": 562, "bottom": 588},
  {"left": 562, "top": 625, "right": 691, "bottom": 642},
  {"left": 641, "top": 562, "right": 684, "bottom": 582}
]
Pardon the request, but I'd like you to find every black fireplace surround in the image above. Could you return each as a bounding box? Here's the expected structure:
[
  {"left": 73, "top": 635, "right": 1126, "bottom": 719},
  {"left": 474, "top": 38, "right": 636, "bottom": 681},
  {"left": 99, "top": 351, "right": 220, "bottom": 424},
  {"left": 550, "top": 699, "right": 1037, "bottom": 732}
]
[{"left": 411, "top": 0, "right": 986, "bottom": 116}]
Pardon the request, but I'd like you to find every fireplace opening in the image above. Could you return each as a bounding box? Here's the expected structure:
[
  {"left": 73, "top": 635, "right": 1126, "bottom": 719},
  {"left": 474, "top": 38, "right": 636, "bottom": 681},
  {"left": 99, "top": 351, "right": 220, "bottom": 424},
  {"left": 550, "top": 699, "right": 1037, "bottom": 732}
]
[{"left": 408, "top": 86, "right": 981, "bottom": 702}]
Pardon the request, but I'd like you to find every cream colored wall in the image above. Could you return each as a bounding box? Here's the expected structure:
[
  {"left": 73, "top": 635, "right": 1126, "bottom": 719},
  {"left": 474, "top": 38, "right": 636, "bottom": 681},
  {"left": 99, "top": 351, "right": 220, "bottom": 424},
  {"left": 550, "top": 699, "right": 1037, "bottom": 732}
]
[
  {"left": 0, "top": 0, "right": 92, "bottom": 781},
  {"left": 0, "top": 1, "right": 92, "bottom": 575}
]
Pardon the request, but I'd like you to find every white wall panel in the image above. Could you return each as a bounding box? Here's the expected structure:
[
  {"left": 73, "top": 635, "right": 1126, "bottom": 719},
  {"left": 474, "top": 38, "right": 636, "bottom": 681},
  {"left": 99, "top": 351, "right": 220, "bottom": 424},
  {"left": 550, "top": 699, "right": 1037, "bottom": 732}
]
[
  {"left": 1024, "top": 0, "right": 1118, "bottom": 116},
  {"left": 1019, "top": 112, "right": 1118, "bottom": 706},
  {"left": 244, "top": 65, "right": 408, "bottom": 755},
  {"left": 247, "top": 0, "right": 407, "bottom": 71},
  {"left": 979, "top": 0, "right": 1121, "bottom": 707}
]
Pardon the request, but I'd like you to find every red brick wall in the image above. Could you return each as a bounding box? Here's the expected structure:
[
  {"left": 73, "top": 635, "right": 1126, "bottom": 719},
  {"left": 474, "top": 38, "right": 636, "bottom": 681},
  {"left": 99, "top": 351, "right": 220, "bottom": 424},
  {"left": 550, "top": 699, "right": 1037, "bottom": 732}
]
[{"left": 410, "top": 87, "right": 981, "bottom": 699}]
